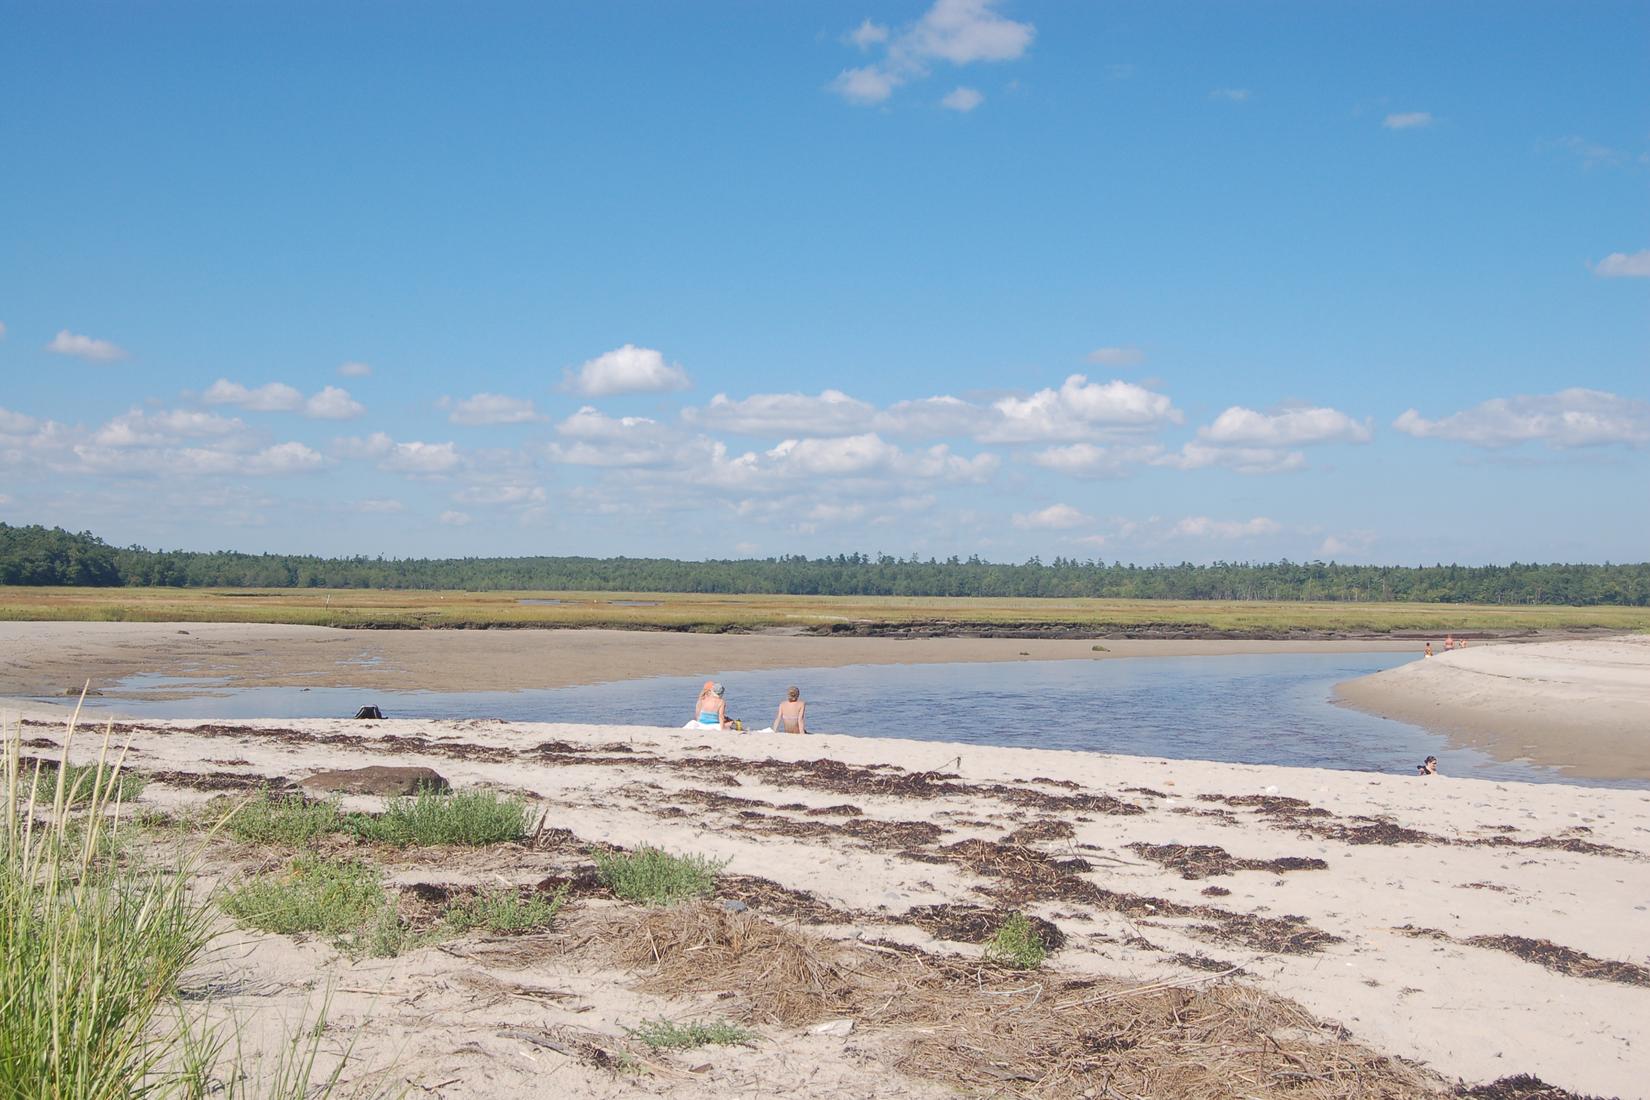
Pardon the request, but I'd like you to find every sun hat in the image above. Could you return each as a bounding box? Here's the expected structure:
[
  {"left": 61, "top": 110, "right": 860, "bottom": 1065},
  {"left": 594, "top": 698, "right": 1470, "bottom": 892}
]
[{"left": 712, "top": 682, "right": 725, "bottom": 696}]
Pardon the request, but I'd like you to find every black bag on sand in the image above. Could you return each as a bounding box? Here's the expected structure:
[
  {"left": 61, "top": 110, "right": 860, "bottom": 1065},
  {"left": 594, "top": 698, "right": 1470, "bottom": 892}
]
[{"left": 352, "top": 705, "right": 385, "bottom": 720}]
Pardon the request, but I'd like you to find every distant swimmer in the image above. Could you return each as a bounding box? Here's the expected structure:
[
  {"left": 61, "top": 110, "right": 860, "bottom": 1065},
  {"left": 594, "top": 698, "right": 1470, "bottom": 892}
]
[
  {"left": 773, "top": 685, "right": 807, "bottom": 735},
  {"left": 694, "top": 680, "right": 728, "bottom": 730},
  {"left": 1444, "top": 634, "right": 1455, "bottom": 651},
  {"left": 1416, "top": 755, "right": 1438, "bottom": 776},
  {"left": 1424, "top": 642, "right": 1433, "bottom": 658}
]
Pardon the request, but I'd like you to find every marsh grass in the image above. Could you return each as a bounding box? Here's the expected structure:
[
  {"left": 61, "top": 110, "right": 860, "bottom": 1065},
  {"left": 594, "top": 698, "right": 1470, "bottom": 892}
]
[
  {"left": 625, "top": 1018, "right": 755, "bottom": 1051},
  {"left": 984, "top": 912, "right": 1046, "bottom": 969},
  {"left": 441, "top": 885, "right": 568, "bottom": 935},
  {"left": 593, "top": 845, "right": 725, "bottom": 906},
  {"left": 220, "top": 857, "right": 386, "bottom": 939}
]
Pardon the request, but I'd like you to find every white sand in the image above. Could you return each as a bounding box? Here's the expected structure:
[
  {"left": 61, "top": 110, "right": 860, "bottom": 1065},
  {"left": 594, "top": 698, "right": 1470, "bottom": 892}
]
[
  {"left": 1338, "top": 634, "right": 1650, "bottom": 782},
  {"left": 9, "top": 701, "right": 1649, "bottom": 1099}
]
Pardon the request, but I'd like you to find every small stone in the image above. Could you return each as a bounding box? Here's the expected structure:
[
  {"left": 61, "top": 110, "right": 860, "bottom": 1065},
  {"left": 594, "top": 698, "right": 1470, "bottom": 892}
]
[
  {"left": 721, "top": 899, "right": 749, "bottom": 913},
  {"left": 810, "top": 1019, "right": 854, "bottom": 1037}
]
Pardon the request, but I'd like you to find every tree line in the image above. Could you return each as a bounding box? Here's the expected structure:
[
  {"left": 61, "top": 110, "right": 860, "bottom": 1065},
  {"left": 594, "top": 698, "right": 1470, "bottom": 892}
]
[{"left": 2, "top": 522, "right": 1646, "bottom": 605}]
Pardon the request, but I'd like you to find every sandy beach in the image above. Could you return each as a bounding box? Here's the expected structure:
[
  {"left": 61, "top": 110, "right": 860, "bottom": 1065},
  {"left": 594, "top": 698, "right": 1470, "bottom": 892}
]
[
  {"left": 1338, "top": 634, "right": 1650, "bottom": 783},
  {"left": 5, "top": 699, "right": 1648, "bottom": 1099}
]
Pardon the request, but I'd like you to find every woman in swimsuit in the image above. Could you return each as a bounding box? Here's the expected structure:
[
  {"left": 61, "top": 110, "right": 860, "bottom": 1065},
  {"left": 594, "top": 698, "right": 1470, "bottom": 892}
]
[
  {"left": 694, "top": 681, "right": 728, "bottom": 729},
  {"left": 773, "top": 685, "right": 806, "bottom": 735}
]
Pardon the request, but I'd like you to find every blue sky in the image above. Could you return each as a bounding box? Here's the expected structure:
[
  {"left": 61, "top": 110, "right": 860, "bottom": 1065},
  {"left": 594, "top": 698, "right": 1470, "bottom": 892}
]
[{"left": 2, "top": 0, "right": 1646, "bottom": 564}]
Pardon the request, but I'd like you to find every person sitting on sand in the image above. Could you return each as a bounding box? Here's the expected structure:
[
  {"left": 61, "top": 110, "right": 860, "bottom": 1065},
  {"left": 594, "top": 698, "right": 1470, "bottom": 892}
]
[
  {"left": 694, "top": 681, "right": 728, "bottom": 729},
  {"left": 1417, "top": 755, "right": 1438, "bottom": 776},
  {"left": 773, "top": 685, "right": 807, "bottom": 735}
]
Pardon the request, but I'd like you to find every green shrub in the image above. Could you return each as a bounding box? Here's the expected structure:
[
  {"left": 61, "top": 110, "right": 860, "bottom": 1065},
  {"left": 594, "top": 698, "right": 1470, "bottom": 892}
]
[
  {"left": 592, "top": 846, "right": 725, "bottom": 906},
  {"left": 984, "top": 912, "right": 1046, "bottom": 969},
  {"left": 347, "top": 788, "right": 531, "bottom": 847},
  {"left": 626, "top": 1019, "right": 755, "bottom": 1051},
  {"left": 442, "top": 885, "right": 568, "bottom": 934},
  {"left": 226, "top": 795, "right": 342, "bottom": 845},
  {"left": 220, "top": 858, "right": 386, "bottom": 938}
]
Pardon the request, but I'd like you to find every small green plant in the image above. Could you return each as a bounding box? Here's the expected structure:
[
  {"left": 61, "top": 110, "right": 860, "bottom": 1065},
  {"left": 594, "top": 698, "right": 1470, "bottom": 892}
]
[
  {"left": 442, "top": 885, "right": 568, "bottom": 934},
  {"left": 625, "top": 1019, "right": 755, "bottom": 1051},
  {"left": 29, "top": 758, "right": 147, "bottom": 806},
  {"left": 984, "top": 912, "right": 1046, "bottom": 969},
  {"left": 1091, "top": 644, "right": 1109, "bottom": 652},
  {"left": 220, "top": 857, "right": 386, "bottom": 938},
  {"left": 347, "top": 788, "right": 531, "bottom": 847},
  {"left": 592, "top": 846, "right": 725, "bottom": 906},
  {"left": 226, "top": 795, "right": 343, "bottom": 846}
]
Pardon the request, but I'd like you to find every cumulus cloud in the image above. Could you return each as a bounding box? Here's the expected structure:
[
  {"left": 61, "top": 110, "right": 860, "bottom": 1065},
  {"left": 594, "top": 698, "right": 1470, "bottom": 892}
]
[
  {"left": 1012, "top": 503, "right": 1089, "bottom": 529},
  {"left": 337, "top": 361, "right": 373, "bottom": 377},
  {"left": 831, "top": 0, "right": 1034, "bottom": 106},
  {"left": 46, "top": 330, "right": 126, "bottom": 362},
  {"left": 685, "top": 390, "right": 873, "bottom": 436},
  {"left": 205, "top": 379, "right": 363, "bottom": 420},
  {"left": 1172, "top": 516, "right": 1279, "bottom": 539},
  {"left": 985, "top": 375, "right": 1181, "bottom": 442},
  {"left": 1383, "top": 111, "right": 1433, "bottom": 130},
  {"left": 766, "top": 433, "right": 902, "bottom": 477},
  {"left": 1393, "top": 388, "right": 1650, "bottom": 449},
  {"left": 1594, "top": 249, "right": 1650, "bottom": 278},
  {"left": 1163, "top": 441, "right": 1306, "bottom": 475},
  {"left": 1028, "top": 442, "right": 1165, "bottom": 478},
  {"left": 69, "top": 440, "right": 323, "bottom": 478},
  {"left": 241, "top": 442, "right": 326, "bottom": 475},
  {"left": 0, "top": 407, "right": 37, "bottom": 435},
  {"left": 446, "top": 393, "right": 545, "bottom": 426},
  {"left": 547, "top": 406, "right": 677, "bottom": 467},
  {"left": 1197, "top": 405, "right": 1373, "bottom": 446},
  {"left": 335, "top": 432, "right": 464, "bottom": 473},
  {"left": 564, "top": 344, "right": 690, "bottom": 396},
  {"left": 453, "top": 484, "right": 547, "bottom": 507},
  {"left": 941, "top": 86, "right": 984, "bottom": 112},
  {"left": 438, "top": 510, "right": 472, "bottom": 527},
  {"left": 1085, "top": 346, "right": 1145, "bottom": 367},
  {"left": 92, "top": 408, "right": 246, "bottom": 447}
]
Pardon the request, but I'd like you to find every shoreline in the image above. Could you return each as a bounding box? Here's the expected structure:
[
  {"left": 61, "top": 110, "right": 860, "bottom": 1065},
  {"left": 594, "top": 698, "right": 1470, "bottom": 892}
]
[{"left": 6, "top": 706, "right": 1647, "bottom": 1098}]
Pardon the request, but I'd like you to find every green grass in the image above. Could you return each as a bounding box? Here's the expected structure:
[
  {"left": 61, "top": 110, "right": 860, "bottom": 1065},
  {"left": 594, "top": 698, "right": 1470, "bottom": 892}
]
[
  {"left": 226, "top": 794, "right": 344, "bottom": 845},
  {"left": 349, "top": 788, "right": 531, "bottom": 847},
  {"left": 441, "top": 885, "right": 568, "bottom": 934},
  {"left": 984, "top": 912, "right": 1046, "bottom": 970},
  {"left": 220, "top": 857, "right": 387, "bottom": 938},
  {"left": 223, "top": 788, "right": 531, "bottom": 849},
  {"left": 592, "top": 845, "right": 726, "bottom": 906},
  {"left": 26, "top": 757, "right": 148, "bottom": 806},
  {"left": 625, "top": 1019, "right": 755, "bottom": 1051}
]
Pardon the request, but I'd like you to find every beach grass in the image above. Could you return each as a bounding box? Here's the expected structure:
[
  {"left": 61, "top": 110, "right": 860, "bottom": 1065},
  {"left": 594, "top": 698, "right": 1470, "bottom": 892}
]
[
  {"left": 984, "top": 912, "right": 1046, "bottom": 969},
  {"left": 3, "top": 583, "right": 1646, "bottom": 634},
  {"left": 350, "top": 788, "right": 531, "bottom": 847},
  {"left": 227, "top": 793, "right": 345, "bottom": 845},
  {"left": 625, "top": 1019, "right": 755, "bottom": 1052},
  {"left": 220, "top": 856, "right": 387, "bottom": 938},
  {"left": 441, "top": 885, "right": 568, "bottom": 935},
  {"left": 593, "top": 845, "right": 726, "bottom": 906}
]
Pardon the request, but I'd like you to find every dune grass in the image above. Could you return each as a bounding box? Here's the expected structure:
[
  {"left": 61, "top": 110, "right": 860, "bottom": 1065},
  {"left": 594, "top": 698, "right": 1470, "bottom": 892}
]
[
  {"left": 225, "top": 788, "right": 531, "bottom": 849},
  {"left": 220, "top": 856, "right": 387, "bottom": 939},
  {"left": 625, "top": 1018, "right": 755, "bottom": 1051},
  {"left": 984, "top": 912, "right": 1046, "bottom": 970},
  {"left": 225, "top": 793, "right": 344, "bottom": 845},
  {"left": 593, "top": 845, "right": 726, "bottom": 906},
  {"left": 441, "top": 885, "right": 569, "bottom": 935}
]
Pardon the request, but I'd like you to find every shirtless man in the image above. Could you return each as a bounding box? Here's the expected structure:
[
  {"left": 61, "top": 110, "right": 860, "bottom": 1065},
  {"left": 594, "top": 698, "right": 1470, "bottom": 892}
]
[{"left": 773, "top": 686, "right": 807, "bottom": 735}]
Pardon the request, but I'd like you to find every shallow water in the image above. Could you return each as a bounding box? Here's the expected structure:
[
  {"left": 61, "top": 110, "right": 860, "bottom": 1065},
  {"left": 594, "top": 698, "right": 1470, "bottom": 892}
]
[{"left": 33, "top": 651, "right": 1635, "bottom": 788}]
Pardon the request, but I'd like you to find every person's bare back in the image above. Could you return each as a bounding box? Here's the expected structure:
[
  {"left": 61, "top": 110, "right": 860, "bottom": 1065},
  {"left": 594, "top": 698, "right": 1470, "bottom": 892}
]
[{"left": 774, "top": 686, "right": 807, "bottom": 734}]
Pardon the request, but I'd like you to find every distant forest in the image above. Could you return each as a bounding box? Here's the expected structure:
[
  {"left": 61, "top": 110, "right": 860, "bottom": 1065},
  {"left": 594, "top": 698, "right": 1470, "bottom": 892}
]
[{"left": 2, "top": 523, "right": 1646, "bottom": 605}]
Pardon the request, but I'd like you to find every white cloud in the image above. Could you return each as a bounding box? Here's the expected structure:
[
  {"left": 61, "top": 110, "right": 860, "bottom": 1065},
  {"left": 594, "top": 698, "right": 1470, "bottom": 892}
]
[
  {"left": 1163, "top": 441, "right": 1306, "bottom": 475},
  {"left": 242, "top": 442, "right": 326, "bottom": 475},
  {"left": 848, "top": 18, "right": 889, "bottom": 49},
  {"left": 1383, "top": 111, "right": 1433, "bottom": 130},
  {"left": 357, "top": 498, "right": 404, "bottom": 513},
  {"left": 1197, "top": 405, "right": 1373, "bottom": 446},
  {"left": 0, "top": 322, "right": 7, "bottom": 339},
  {"left": 564, "top": 344, "right": 690, "bottom": 396},
  {"left": 335, "top": 432, "right": 464, "bottom": 473},
  {"left": 1393, "top": 388, "right": 1650, "bottom": 449},
  {"left": 1172, "top": 516, "right": 1279, "bottom": 539},
  {"left": 438, "top": 510, "right": 472, "bottom": 527},
  {"left": 985, "top": 374, "right": 1181, "bottom": 442},
  {"left": 941, "top": 86, "right": 984, "bottom": 112},
  {"left": 1209, "top": 88, "right": 1250, "bottom": 102},
  {"left": 46, "top": 330, "right": 126, "bottom": 362},
  {"left": 303, "top": 386, "right": 365, "bottom": 420},
  {"left": 685, "top": 389, "right": 873, "bottom": 436},
  {"left": 205, "top": 379, "right": 362, "bottom": 419},
  {"left": 93, "top": 408, "right": 246, "bottom": 447},
  {"left": 766, "top": 433, "right": 902, "bottom": 477},
  {"left": 1594, "top": 249, "right": 1650, "bottom": 278},
  {"left": 447, "top": 393, "right": 545, "bottom": 426},
  {"left": 337, "top": 361, "right": 373, "bottom": 377},
  {"left": 0, "top": 407, "right": 37, "bottom": 435},
  {"left": 453, "top": 484, "right": 547, "bottom": 507},
  {"left": 547, "top": 406, "right": 677, "bottom": 467},
  {"left": 1544, "top": 135, "right": 1629, "bottom": 170},
  {"left": 1029, "top": 442, "right": 1165, "bottom": 478},
  {"left": 1012, "top": 503, "right": 1088, "bottom": 530},
  {"left": 831, "top": 0, "right": 1033, "bottom": 106},
  {"left": 1318, "top": 531, "right": 1375, "bottom": 558},
  {"left": 1086, "top": 345, "right": 1145, "bottom": 367},
  {"left": 876, "top": 395, "right": 992, "bottom": 438}
]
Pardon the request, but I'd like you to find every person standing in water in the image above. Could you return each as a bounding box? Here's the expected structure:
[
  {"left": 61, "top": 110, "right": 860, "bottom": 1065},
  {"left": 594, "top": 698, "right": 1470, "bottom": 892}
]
[
  {"left": 694, "top": 681, "right": 728, "bottom": 729},
  {"left": 773, "top": 685, "right": 807, "bottom": 735}
]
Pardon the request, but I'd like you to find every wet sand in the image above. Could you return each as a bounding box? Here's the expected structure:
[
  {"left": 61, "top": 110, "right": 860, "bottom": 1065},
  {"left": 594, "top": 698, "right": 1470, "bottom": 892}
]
[
  {"left": 0, "top": 620, "right": 1417, "bottom": 696},
  {"left": 1337, "top": 634, "right": 1650, "bottom": 783},
  {"left": 6, "top": 704, "right": 1648, "bottom": 1098}
]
